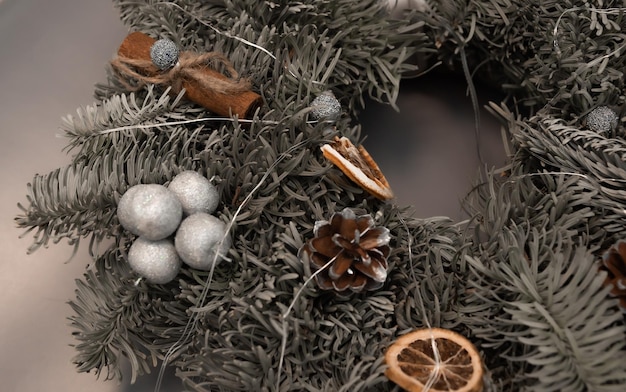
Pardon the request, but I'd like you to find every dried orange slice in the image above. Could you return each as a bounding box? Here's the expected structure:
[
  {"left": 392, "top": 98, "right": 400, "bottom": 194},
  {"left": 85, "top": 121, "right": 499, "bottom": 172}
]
[{"left": 384, "top": 328, "right": 483, "bottom": 392}]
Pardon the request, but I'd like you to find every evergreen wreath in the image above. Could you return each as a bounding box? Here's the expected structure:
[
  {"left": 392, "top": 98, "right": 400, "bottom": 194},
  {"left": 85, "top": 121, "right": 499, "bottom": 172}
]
[{"left": 15, "top": 0, "right": 626, "bottom": 391}]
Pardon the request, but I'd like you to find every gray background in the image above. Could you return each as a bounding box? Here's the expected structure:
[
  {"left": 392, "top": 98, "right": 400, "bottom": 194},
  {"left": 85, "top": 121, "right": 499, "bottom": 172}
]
[{"left": 0, "top": 0, "right": 503, "bottom": 390}]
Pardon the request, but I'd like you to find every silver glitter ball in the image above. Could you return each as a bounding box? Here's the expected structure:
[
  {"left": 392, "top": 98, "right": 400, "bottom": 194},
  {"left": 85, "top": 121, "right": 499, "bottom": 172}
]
[
  {"left": 168, "top": 171, "right": 220, "bottom": 215},
  {"left": 175, "top": 213, "right": 231, "bottom": 271},
  {"left": 587, "top": 106, "right": 619, "bottom": 134},
  {"left": 150, "top": 38, "right": 179, "bottom": 70},
  {"left": 128, "top": 238, "right": 182, "bottom": 284},
  {"left": 117, "top": 184, "right": 183, "bottom": 240},
  {"left": 310, "top": 91, "right": 341, "bottom": 121}
]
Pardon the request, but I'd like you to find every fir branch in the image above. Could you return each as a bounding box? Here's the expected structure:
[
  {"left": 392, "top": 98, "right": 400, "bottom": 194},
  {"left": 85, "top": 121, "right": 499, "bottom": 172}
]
[
  {"left": 115, "top": 0, "right": 210, "bottom": 45},
  {"left": 28, "top": 1, "right": 626, "bottom": 390},
  {"left": 69, "top": 247, "right": 189, "bottom": 383},
  {"left": 114, "top": 0, "right": 426, "bottom": 113},
  {"left": 15, "top": 125, "right": 200, "bottom": 255},
  {"left": 462, "top": 226, "right": 626, "bottom": 391},
  {"left": 61, "top": 86, "right": 185, "bottom": 156},
  {"left": 462, "top": 164, "right": 626, "bottom": 389},
  {"left": 492, "top": 103, "right": 626, "bottom": 247},
  {"left": 414, "top": 0, "right": 626, "bottom": 109},
  {"left": 174, "top": 202, "right": 481, "bottom": 391}
]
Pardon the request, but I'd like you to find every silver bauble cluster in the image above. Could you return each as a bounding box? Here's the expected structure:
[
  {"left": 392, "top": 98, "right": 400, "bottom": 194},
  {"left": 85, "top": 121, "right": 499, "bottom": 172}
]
[{"left": 117, "top": 171, "right": 230, "bottom": 284}]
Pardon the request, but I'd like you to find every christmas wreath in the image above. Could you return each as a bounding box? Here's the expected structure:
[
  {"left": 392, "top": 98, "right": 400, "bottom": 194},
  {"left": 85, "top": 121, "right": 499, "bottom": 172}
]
[{"left": 15, "top": 0, "right": 626, "bottom": 391}]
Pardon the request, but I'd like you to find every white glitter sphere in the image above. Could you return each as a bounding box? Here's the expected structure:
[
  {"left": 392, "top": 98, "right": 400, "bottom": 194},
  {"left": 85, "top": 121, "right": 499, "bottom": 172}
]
[
  {"left": 150, "top": 38, "right": 179, "bottom": 70},
  {"left": 117, "top": 184, "right": 183, "bottom": 240},
  {"left": 168, "top": 171, "right": 220, "bottom": 215},
  {"left": 175, "top": 213, "right": 231, "bottom": 271},
  {"left": 587, "top": 106, "right": 619, "bottom": 134},
  {"left": 310, "top": 91, "right": 341, "bottom": 121},
  {"left": 128, "top": 238, "right": 182, "bottom": 284}
]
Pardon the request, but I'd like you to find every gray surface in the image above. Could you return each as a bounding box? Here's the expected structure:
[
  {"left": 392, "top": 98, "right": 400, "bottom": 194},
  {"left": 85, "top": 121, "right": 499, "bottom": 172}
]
[
  {"left": 0, "top": 1, "right": 126, "bottom": 391},
  {"left": 0, "top": 1, "right": 504, "bottom": 391}
]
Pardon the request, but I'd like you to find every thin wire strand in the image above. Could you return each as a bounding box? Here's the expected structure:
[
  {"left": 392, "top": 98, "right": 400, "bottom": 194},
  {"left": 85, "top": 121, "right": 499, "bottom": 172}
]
[
  {"left": 276, "top": 252, "right": 340, "bottom": 390},
  {"left": 553, "top": 6, "right": 625, "bottom": 59},
  {"left": 155, "top": 2, "right": 277, "bottom": 61},
  {"left": 153, "top": 1, "right": 323, "bottom": 84},
  {"left": 96, "top": 117, "right": 277, "bottom": 135},
  {"left": 398, "top": 213, "right": 441, "bottom": 392}
]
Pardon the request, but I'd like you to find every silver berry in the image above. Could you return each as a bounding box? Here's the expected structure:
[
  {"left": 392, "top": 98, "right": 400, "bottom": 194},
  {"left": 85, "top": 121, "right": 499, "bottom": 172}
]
[
  {"left": 587, "top": 106, "right": 619, "bottom": 134},
  {"left": 150, "top": 38, "right": 180, "bottom": 70},
  {"left": 117, "top": 184, "right": 183, "bottom": 240},
  {"left": 168, "top": 171, "right": 220, "bottom": 215},
  {"left": 175, "top": 213, "right": 231, "bottom": 271},
  {"left": 310, "top": 91, "right": 341, "bottom": 121},
  {"left": 128, "top": 238, "right": 182, "bottom": 284}
]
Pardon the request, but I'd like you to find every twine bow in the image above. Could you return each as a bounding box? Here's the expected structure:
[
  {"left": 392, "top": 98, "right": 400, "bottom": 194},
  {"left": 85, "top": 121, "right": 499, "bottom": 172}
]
[{"left": 111, "top": 50, "right": 252, "bottom": 95}]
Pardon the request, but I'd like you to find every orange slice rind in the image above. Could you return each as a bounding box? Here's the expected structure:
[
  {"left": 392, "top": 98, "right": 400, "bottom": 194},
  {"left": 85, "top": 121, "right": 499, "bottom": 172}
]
[{"left": 384, "top": 328, "right": 483, "bottom": 392}]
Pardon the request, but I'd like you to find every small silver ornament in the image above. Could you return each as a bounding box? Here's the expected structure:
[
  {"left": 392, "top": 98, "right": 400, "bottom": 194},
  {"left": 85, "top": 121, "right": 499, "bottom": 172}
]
[
  {"left": 175, "top": 213, "right": 231, "bottom": 271},
  {"left": 310, "top": 91, "right": 341, "bottom": 121},
  {"left": 117, "top": 184, "right": 183, "bottom": 240},
  {"left": 168, "top": 171, "right": 220, "bottom": 215},
  {"left": 128, "top": 238, "right": 182, "bottom": 284},
  {"left": 150, "top": 38, "right": 179, "bottom": 70},
  {"left": 587, "top": 106, "right": 619, "bottom": 134}
]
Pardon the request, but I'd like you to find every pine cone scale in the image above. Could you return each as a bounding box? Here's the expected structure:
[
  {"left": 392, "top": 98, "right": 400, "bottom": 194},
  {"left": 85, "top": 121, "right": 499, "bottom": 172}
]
[
  {"left": 359, "top": 227, "right": 391, "bottom": 250},
  {"left": 354, "top": 255, "right": 388, "bottom": 282},
  {"left": 329, "top": 252, "right": 354, "bottom": 280},
  {"left": 338, "top": 215, "right": 358, "bottom": 240},
  {"left": 311, "top": 235, "right": 342, "bottom": 258}
]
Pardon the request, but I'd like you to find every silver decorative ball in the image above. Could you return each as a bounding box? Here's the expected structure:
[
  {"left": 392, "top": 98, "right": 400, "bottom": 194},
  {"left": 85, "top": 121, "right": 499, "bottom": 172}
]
[
  {"left": 117, "top": 184, "right": 183, "bottom": 240},
  {"left": 150, "top": 38, "right": 179, "bottom": 70},
  {"left": 168, "top": 171, "right": 220, "bottom": 215},
  {"left": 310, "top": 91, "right": 341, "bottom": 121},
  {"left": 175, "top": 213, "right": 231, "bottom": 271},
  {"left": 128, "top": 237, "right": 182, "bottom": 284},
  {"left": 587, "top": 106, "right": 619, "bottom": 134}
]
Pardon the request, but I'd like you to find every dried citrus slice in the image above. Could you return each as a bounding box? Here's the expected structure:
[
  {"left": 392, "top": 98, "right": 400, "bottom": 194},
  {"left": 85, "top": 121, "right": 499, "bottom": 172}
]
[{"left": 384, "top": 328, "right": 483, "bottom": 392}]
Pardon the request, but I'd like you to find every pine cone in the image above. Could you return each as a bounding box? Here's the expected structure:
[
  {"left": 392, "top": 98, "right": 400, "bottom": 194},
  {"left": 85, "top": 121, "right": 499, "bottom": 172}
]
[
  {"left": 600, "top": 240, "right": 626, "bottom": 312},
  {"left": 299, "top": 208, "right": 391, "bottom": 292}
]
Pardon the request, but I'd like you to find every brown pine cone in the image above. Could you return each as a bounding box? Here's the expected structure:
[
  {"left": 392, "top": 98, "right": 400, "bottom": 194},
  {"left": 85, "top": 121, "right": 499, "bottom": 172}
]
[
  {"left": 600, "top": 240, "right": 626, "bottom": 312},
  {"left": 298, "top": 208, "right": 391, "bottom": 292}
]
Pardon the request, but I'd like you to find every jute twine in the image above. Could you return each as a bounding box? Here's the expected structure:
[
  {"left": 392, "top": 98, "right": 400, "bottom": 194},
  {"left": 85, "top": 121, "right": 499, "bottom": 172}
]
[{"left": 111, "top": 51, "right": 252, "bottom": 95}]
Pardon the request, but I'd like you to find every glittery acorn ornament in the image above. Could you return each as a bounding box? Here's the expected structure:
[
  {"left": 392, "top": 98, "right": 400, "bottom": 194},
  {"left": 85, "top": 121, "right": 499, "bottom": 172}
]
[
  {"left": 128, "top": 238, "right": 182, "bottom": 284},
  {"left": 175, "top": 213, "right": 231, "bottom": 271},
  {"left": 150, "top": 38, "right": 179, "bottom": 70},
  {"left": 117, "top": 184, "right": 183, "bottom": 240},
  {"left": 310, "top": 91, "right": 341, "bottom": 121},
  {"left": 168, "top": 171, "right": 220, "bottom": 215},
  {"left": 587, "top": 106, "right": 619, "bottom": 134}
]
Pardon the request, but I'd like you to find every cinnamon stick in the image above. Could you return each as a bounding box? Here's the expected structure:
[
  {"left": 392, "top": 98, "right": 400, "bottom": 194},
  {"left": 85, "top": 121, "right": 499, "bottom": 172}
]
[{"left": 116, "top": 31, "right": 263, "bottom": 119}]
